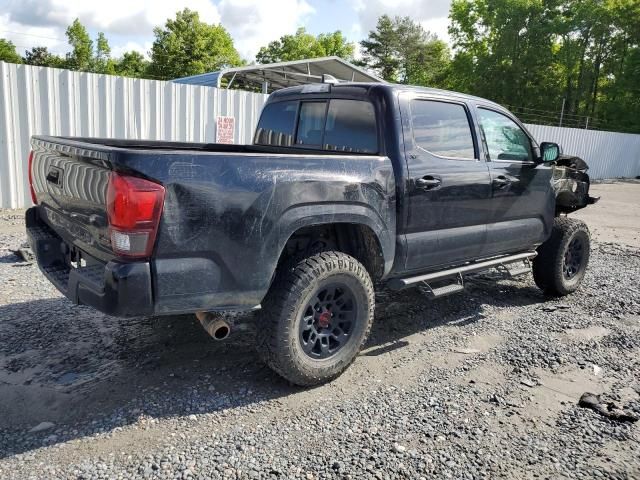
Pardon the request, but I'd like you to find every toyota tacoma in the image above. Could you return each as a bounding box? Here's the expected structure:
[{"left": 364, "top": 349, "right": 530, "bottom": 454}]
[{"left": 26, "top": 82, "right": 597, "bottom": 385}]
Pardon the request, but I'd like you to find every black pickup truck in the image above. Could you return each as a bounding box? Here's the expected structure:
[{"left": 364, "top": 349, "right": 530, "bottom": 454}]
[{"left": 26, "top": 82, "right": 597, "bottom": 385}]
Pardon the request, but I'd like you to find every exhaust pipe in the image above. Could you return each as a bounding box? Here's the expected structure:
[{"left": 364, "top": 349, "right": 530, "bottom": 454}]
[{"left": 196, "top": 311, "right": 230, "bottom": 340}]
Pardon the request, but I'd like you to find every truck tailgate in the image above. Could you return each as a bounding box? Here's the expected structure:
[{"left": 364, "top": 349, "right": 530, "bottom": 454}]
[{"left": 30, "top": 137, "right": 114, "bottom": 262}]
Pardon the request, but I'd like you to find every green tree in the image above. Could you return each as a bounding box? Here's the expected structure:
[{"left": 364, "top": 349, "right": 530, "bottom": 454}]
[
  {"left": 594, "top": 0, "right": 640, "bottom": 132},
  {"left": 23, "top": 46, "right": 64, "bottom": 67},
  {"left": 255, "top": 28, "right": 354, "bottom": 63},
  {"left": 360, "top": 15, "right": 450, "bottom": 86},
  {"left": 317, "top": 31, "right": 355, "bottom": 60},
  {"left": 358, "top": 16, "right": 400, "bottom": 80},
  {"left": 92, "top": 32, "right": 116, "bottom": 74},
  {"left": 448, "top": 0, "right": 561, "bottom": 108},
  {"left": 0, "top": 39, "right": 23, "bottom": 64},
  {"left": 65, "top": 18, "right": 93, "bottom": 71},
  {"left": 115, "top": 51, "right": 149, "bottom": 78},
  {"left": 148, "top": 8, "right": 242, "bottom": 80},
  {"left": 405, "top": 38, "right": 450, "bottom": 87},
  {"left": 448, "top": 0, "right": 640, "bottom": 132}
]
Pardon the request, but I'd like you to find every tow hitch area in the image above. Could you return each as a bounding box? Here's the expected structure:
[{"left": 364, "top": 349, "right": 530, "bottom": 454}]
[{"left": 552, "top": 155, "right": 600, "bottom": 214}]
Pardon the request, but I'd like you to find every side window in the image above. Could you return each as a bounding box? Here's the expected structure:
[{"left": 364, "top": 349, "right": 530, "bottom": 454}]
[
  {"left": 324, "top": 100, "right": 378, "bottom": 153},
  {"left": 410, "top": 100, "right": 476, "bottom": 159},
  {"left": 478, "top": 108, "right": 533, "bottom": 162},
  {"left": 296, "top": 102, "right": 327, "bottom": 147},
  {"left": 254, "top": 101, "right": 297, "bottom": 146}
]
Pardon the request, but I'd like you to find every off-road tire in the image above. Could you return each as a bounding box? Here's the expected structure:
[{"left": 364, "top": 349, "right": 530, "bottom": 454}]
[
  {"left": 532, "top": 217, "right": 590, "bottom": 296},
  {"left": 256, "top": 251, "right": 374, "bottom": 386}
]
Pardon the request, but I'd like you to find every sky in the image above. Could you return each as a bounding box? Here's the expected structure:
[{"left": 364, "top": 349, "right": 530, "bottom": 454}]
[{"left": 0, "top": 0, "right": 453, "bottom": 61}]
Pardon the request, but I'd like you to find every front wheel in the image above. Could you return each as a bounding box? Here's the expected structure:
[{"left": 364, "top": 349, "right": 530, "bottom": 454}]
[
  {"left": 256, "top": 251, "right": 374, "bottom": 386},
  {"left": 532, "top": 217, "right": 591, "bottom": 296}
]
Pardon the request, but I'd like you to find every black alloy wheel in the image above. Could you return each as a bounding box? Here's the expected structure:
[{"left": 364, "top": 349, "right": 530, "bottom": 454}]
[
  {"left": 298, "top": 282, "right": 357, "bottom": 359},
  {"left": 563, "top": 236, "right": 585, "bottom": 279}
]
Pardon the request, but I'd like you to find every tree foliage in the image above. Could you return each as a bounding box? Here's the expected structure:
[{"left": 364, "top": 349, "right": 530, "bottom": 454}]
[
  {"left": 359, "top": 15, "right": 450, "bottom": 85},
  {"left": 65, "top": 18, "right": 93, "bottom": 71},
  {"left": 61, "top": 19, "right": 118, "bottom": 74},
  {"left": 93, "top": 32, "right": 116, "bottom": 74},
  {"left": 23, "top": 47, "right": 64, "bottom": 67},
  {"left": 0, "top": 39, "right": 23, "bottom": 64},
  {"left": 114, "top": 51, "right": 149, "bottom": 78},
  {"left": 148, "top": 8, "right": 242, "bottom": 80},
  {"left": 17, "top": 21, "right": 122, "bottom": 75},
  {"left": 255, "top": 28, "right": 354, "bottom": 63},
  {"left": 447, "top": 0, "right": 640, "bottom": 132}
]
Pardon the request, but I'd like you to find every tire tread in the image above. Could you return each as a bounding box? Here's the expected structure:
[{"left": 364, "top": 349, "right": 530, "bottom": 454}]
[
  {"left": 256, "top": 251, "right": 374, "bottom": 386},
  {"left": 532, "top": 217, "right": 590, "bottom": 296}
]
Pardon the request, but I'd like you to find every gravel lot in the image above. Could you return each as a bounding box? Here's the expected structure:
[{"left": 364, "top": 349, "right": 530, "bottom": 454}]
[{"left": 0, "top": 193, "right": 639, "bottom": 479}]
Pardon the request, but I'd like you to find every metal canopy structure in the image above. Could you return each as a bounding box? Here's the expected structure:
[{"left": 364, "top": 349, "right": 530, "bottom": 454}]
[{"left": 173, "top": 56, "right": 384, "bottom": 93}]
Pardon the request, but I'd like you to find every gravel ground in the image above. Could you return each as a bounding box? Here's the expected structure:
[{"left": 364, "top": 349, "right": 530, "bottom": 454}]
[{"left": 0, "top": 208, "right": 639, "bottom": 479}]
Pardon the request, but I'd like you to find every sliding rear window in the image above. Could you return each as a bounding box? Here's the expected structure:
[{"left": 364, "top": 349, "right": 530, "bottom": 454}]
[
  {"left": 296, "top": 102, "right": 327, "bottom": 147},
  {"left": 255, "top": 99, "right": 378, "bottom": 154}
]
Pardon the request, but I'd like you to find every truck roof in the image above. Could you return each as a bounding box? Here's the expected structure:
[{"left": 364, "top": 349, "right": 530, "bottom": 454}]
[{"left": 268, "top": 82, "right": 507, "bottom": 111}]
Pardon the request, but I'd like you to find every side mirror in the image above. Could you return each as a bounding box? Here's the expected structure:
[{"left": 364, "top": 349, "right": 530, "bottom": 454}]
[{"left": 540, "top": 142, "right": 561, "bottom": 163}]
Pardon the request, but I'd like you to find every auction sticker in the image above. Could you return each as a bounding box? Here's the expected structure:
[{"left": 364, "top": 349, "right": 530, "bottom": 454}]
[{"left": 216, "top": 116, "right": 235, "bottom": 144}]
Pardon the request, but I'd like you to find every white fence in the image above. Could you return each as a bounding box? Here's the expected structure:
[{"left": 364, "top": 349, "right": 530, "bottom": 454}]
[
  {"left": 1, "top": 62, "right": 639, "bottom": 208},
  {"left": 525, "top": 124, "right": 640, "bottom": 180},
  {"left": 0, "top": 62, "right": 268, "bottom": 208}
]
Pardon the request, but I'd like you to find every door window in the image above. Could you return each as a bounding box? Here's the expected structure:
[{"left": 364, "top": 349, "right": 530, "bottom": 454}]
[
  {"left": 410, "top": 100, "right": 476, "bottom": 159},
  {"left": 478, "top": 108, "right": 533, "bottom": 162}
]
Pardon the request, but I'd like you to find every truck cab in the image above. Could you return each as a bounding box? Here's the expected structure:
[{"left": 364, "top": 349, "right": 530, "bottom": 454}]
[{"left": 258, "top": 83, "right": 555, "bottom": 275}]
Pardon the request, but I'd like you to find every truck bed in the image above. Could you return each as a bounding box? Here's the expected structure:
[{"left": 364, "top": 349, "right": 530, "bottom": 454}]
[
  {"left": 28, "top": 135, "right": 396, "bottom": 315},
  {"left": 37, "top": 136, "right": 369, "bottom": 157}
]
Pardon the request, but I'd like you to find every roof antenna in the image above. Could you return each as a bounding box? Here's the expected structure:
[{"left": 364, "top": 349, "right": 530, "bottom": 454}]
[{"left": 321, "top": 74, "right": 340, "bottom": 85}]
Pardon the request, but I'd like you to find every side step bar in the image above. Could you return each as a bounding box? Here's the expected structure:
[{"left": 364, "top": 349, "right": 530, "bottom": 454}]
[{"left": 387, "top": 251, "right": 537, "bottom": 291}]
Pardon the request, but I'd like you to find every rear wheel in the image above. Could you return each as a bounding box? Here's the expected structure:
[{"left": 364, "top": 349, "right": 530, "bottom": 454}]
[
  {"left": 532, "top": 217, "right": 590, "bottom": 296},
  {"left": 256, "top": 251, "right": 374, "bottom": 386}
]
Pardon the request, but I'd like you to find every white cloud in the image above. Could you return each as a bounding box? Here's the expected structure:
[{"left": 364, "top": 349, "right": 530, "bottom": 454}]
[
  {"left": 110, "top": 40, "right": 153, "bottom": 60},
  {"left": 218, "top": 0, "right": 315, "bottom": 60},
  {"left": 2, "top": 0, "right": 221, "bottom": 59},
  {"left": 3, "top": 0, "right": 317, "bottom": 62},
  {"left": 350, "top": 23, "right": 364, "bottom": 60},
  {"left": 351, "top": 0, "right": 452, "bottom": 43},
  {"left": 421, "top": 17, "right": 450, "bottom": 44},
  {"left": 0, "top": 13, "right": 67, "bottom": 56},
  {"left": 6, "top": 0, "right": 220, "bottom": 36},
  {"left": 1, "top": 0, "right": 451, "bottom": 64}
]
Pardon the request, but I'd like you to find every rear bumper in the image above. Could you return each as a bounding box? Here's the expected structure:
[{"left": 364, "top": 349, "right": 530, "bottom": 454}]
[
  {"left": 26, "top": 207, "right": 154, "bottom": 317},
  {"left": 26, "top": 207, "right": 262, "bottom": 317}
]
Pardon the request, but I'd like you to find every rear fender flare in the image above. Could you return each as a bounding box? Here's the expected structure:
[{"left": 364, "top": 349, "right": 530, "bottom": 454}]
[{"left": 269, "top": 203, "right": 395, "bottom": 277}]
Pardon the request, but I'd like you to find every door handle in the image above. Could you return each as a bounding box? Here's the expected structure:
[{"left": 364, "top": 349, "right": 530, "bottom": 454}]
[
  {"left": 492, "top": 175, "right": 511, "bottom": 189},
  {"left": 415, "top": 175, "right": 442, "bottom": 190}
]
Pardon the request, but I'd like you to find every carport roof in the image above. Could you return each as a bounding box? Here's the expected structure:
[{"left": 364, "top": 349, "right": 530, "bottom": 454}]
[{"left": 172, "top": 56, "right": 384, "bottom": 93}]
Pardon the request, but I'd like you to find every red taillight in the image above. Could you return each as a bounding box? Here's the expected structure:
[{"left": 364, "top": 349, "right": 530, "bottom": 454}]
[
  {"left": 28, "top": 151, "right": 37, "bottom": 205},
  {"left": 106, "top": 172, "right": 165, "bottom": 258}
]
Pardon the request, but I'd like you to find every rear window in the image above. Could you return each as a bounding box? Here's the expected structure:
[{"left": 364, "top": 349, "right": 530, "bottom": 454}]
[
  {"left": 254, "top": 101, "right": 297, "bottom": 146},
  {"left": 324, "top": 100, "right": 377, "bottom": 153},
  {"left": 410, "top": 100, "right": 476, "bottom": 159},
  {"left": 296, "top": 102, "right": 327, "bottom": 147},
  {"left": 254, "top": 98, "right": 378, "bottom": 153}
]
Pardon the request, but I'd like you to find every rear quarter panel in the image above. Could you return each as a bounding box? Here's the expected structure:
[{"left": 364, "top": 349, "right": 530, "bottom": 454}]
[{"left": 121, "top": 151, "right": 396, "bottom": 310}]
